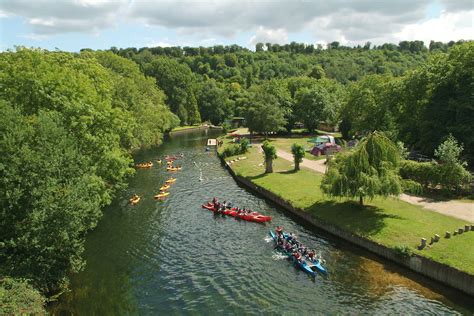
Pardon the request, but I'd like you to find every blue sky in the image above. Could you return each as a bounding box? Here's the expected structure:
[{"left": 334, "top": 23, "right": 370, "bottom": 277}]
[{"left": 0, "top": 0, "right": 472, "bottom": 52}]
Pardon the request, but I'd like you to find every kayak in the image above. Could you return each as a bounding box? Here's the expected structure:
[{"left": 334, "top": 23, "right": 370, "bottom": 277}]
[
  {"left": 167, "top": 167, "right": 182, "bottom": 172},
  {"left": 154, "top": 192, "right": 170, "bottom": 199},
  {"left": 136, "top": 162, "right": 153, "bottom": 168},
  {"left": 160, "top": 184, "right": 170, "bottom": 191},
  {"left": 156, "top": 159, "right": 162, "bottom": 164},
  {"left": 165, "top": 178, "right": 176, "bottom": 184},
  {"left": 130, "top": 196, "right": 141, "bottom": 205}
]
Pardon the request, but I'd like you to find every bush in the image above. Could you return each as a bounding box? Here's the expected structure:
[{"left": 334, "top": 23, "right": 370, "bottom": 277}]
[
  {"left": 399, "top": 160, "right": 471, "bottom": 193},
  {"left": 239, "top": 138, "right": 250, "bottom": 154},
  {"left": 222, "top": 122, "right": 232, "bottom": 134},
  {"left": 221, "top": 144, "right": 241, "bottom": 158},
  {"left": 399, "top": 160, "right": 439, "bottom": 188},
  {"left": 0, "top": 278, "right": 46, "bottom": 315}
]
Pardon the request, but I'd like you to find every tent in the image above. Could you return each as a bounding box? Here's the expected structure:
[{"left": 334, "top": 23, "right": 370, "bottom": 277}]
[{"left": 307, "top": 135, "right": 335, "bottom": 145}]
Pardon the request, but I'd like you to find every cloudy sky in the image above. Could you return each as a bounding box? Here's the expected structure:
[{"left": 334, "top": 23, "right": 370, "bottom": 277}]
[{"left": 0, "top": 0, "right": 472, "bottom": 51}]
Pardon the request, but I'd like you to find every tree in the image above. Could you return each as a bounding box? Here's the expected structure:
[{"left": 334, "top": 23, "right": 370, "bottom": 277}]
[
  {"left": 434, "top": 135, "right": 471, "bottom": 192},
  {"left": 245, "top": 93, "right": 287, "bottom": 135},
  {"left": 196, "top": 79, "right": 232, "bottom": 125},
  {"left": 294, "top": 85, "right": 329, "bottom": 132},
  {"left": 321, "top": 132, "right": 402, "bottom": 205},
  {"left": 309, "top": 65, "right": 326, "bottom": 79},
  {"left": 262, "top": 141, "right": 277, "bottom": 173},
  {"left": 291, "top": 143, "right": 305, "bottom": 171}
]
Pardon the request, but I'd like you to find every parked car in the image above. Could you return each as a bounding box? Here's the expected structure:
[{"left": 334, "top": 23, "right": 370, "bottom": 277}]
[{"left": 310, "top": 143, "right": 342, "bottom": 156}]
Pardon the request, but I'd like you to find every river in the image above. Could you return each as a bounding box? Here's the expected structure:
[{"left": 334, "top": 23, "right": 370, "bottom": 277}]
[{"left": 52, "top": 129, "right": 474, "bottom": 315}]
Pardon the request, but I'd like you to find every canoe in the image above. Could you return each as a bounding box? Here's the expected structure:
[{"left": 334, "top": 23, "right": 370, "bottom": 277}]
[
  {"left": 309, "top": 258, "right": 328, "bottom": 275},
  {"left": 269, "top": 230, "right": 319, "bottom": 278},
  {"left": 201, "top": 202, "right": 271, "bottom": 223},
  {"left": 165, "top": 178, "right": 176, "bottom": 184},
  {"left": 160, "top": 185, "right": 170, "bottom": 191},
  {"left": 154, "top": 192, "right": 170, "bottom": 199},
  {"left": 291, "top": 256, "right": 317, "bottom": 278},
  {"left": 236, "top": 212, "right": 271, "bottom": 223}
]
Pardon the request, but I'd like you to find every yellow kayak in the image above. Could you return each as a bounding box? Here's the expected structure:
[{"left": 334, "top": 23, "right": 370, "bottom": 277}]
[
  {"left": 165, "top": 178, "right": 176, "bottom": 184},
  {"left": 167, "top": 167, "right": 182, "bottom": 172},
  {"left": 160, "top": 185, "right": 170, "bottom": 191},
  {"left": 136, "top": 162, "right": 153, "bottom": 169},
  {"left": 154, "top": 192, "right": 170, "bottom": 199},
  {"left": 157, "top": 159, "right": 162, "bottom": 164},
  {"left": 129, "top": 196, "right": 141, "bottom": 205}
]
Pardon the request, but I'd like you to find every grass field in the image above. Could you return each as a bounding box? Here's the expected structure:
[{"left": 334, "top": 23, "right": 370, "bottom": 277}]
[{"left": 220, "top": 140, "right": 474, "bottom": 275}]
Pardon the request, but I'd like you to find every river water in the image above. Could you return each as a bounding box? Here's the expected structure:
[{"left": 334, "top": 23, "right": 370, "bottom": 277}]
[{"left": 52, "top": 129, "right": 473, "bottom": 315}]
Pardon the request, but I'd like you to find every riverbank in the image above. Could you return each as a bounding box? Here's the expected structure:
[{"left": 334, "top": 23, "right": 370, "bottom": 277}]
[
  {"left": 169, "top": 124, "right": 222, "bottom": 134},
  {"left": 217, "top": 135, "right": 474, "bottom": 296}
]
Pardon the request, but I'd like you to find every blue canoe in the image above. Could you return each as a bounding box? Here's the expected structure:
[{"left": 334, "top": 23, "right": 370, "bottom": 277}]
[
  {"left": 269, "top": 230, "right": 316, "bottom": 278},
  {"left": 269, "top": 230, "right": 328, "bottom": 276}
]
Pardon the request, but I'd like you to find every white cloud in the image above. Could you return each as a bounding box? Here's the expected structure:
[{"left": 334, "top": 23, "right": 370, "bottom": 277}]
[
  {"left": 249, "top": 27, "right": 288, "bottom": 46},
  {"left": 395, "top": 10, "right": 474, "bottom": 44},
  {"left": 0, "top": 0, "right": 472, "bottom": 46}
]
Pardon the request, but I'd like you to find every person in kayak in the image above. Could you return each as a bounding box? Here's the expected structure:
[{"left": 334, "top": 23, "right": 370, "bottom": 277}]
[
  {"left": 275, "top": 226, "right": 283, "bottom": 235},
  {"left": 293, "top": 251, "right": 303, "bottom": 262},
  {"left": 307, "top": 249, "right": 316, "bottom": 260},
  {"left": 212, "top": 197, "right": 218, "bottom": 205},
  {"left": 284, "top": 242, "right": 293, "bottom": 252}
]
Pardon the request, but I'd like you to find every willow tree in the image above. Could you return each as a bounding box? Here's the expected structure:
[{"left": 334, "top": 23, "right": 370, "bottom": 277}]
[
  {"left": 291, "top": 143, "right": 305, "bottom": 171},
  {"left": 262, "top": 141, "right": 277, "bottom": 173},
  {"left": 321, "top": 131, "right": 402, "bottom": 205}
]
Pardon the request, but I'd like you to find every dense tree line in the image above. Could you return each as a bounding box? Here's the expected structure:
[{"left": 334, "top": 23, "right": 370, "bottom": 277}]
[
  {"left": 112, "top": 40, "right": 472, "bottom": 164},
  {"left": 0, "top": 49, "right": 178, "bottom": 299}
]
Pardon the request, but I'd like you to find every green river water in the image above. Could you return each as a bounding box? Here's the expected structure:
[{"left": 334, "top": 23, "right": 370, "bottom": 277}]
[{"left": 52, "top": 129, "right": 474, "bottom": 315}]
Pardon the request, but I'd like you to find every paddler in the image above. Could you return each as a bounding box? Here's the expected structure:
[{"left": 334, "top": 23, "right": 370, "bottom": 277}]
[
  {"left": 293, "top": 251, "right": 302, "bottom": 262},
  {"left": 212, "top": 197, "right": 218, "bottom": 205},
  {"left": 275, "top": 226, "right": 283, "bottom": 235}
]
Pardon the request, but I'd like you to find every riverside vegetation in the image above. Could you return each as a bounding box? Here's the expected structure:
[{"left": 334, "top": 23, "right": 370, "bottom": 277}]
[{"left": 0, "top": 40, "right": 472, "bottom": 312}]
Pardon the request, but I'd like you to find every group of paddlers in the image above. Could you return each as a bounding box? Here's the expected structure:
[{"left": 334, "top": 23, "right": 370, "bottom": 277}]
[
  {"left": 274, "top": 226, "right": 317, "bottom": 263},
  {"left": 210, "top": 197, "right": 254, "bottom": 215}
]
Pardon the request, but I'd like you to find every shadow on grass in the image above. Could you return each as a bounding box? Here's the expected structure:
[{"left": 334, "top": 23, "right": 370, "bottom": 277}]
[
  {"left": 410, "top": 189, "right": 474, "bottom": 202},
  {"left": 305, "top": 200, "right": 404, "bottom": 237},
  {"left": 246, "top": 173, "right": 268, "bottom": 180},
  {"left": 277, "top": 169, "right": 297, "bottom": 175}
]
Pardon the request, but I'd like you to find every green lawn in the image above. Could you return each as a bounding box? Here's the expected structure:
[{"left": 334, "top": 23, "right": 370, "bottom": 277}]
[{"left": 222, "top": 143, "right": 474, "bottom": 275}]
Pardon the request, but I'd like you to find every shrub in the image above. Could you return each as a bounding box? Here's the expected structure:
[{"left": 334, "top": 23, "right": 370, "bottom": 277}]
[
  {"left": 0, "top": 278, "right": 46, "bottom": 315},
  {"left": 399, "top": 159, "right": 471, "bottom": 193},
  {"left": 221, "top": 144, "right": 240, "bottom": 158},
  {"left": 239, "top": 138, "right": 250, "bottom": 154},
  {"left": 399, "top": 160, "right": 439, "bottom": 188}
]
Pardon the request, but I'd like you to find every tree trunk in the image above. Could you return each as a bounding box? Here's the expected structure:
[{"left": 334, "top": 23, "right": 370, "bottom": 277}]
[
  {"left": 295, "top": 160, "right": 300, "bottom": 171},
  {"left": 265, "top": 158, "right": 273, "bottom": 173},
  {"left": 359, "top": 195, "right": 364, "bottom": 206}
]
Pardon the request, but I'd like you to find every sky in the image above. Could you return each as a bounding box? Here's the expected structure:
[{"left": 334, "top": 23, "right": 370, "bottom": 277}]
[{"left": 0, "top": 0, "right": 472, "bottom": 52}]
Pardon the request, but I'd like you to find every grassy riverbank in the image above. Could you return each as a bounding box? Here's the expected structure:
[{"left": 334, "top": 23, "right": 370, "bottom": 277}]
[
  {"left": 170, "top": 124, "right": 207, "bottom": 132},
  {"left": 218, "top": 135, "right": 474, "bottom": 275}
]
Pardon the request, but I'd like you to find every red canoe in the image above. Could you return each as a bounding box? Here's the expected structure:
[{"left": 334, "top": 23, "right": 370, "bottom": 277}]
[{"left": 201, "top": 203, "right": 272, "bottom": 223}]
